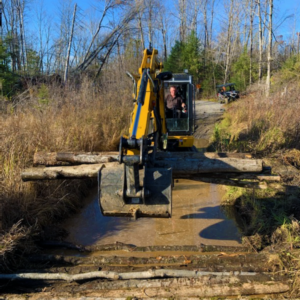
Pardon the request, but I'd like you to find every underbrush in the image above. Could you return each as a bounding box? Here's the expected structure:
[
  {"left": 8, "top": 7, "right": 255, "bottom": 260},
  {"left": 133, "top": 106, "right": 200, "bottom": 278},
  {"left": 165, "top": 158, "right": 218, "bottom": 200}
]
[
  {"left": 211, "top": 80, "right": 300, "bottom": 155},
  {"left": 0, "top": 78, "right": 132, "bottom": 270},
  {"left": 216, "top": 74, "right": 300, "bottom": 252},
  {"left": 223, "top": 187, "right": 300, "bottom": 251}
]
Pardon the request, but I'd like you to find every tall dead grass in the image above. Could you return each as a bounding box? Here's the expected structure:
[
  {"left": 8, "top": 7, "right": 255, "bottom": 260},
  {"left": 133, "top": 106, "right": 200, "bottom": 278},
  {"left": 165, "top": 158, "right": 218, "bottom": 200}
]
[
  {"left": 214, "top": 80, "right": 300, "bottom": 155},
  {"left": 0, "top": 76, "right": 132, "bottom": 269}
]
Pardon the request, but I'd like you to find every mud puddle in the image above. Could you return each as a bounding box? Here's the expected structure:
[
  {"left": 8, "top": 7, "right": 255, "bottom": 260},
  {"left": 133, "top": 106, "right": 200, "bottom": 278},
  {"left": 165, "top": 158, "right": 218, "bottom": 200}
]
[
  {"left": 62, "top": 101, "right": 242, "bottom": 248},
  {"left": 62, "top": 179, "right": 242, "bottom": 247}
]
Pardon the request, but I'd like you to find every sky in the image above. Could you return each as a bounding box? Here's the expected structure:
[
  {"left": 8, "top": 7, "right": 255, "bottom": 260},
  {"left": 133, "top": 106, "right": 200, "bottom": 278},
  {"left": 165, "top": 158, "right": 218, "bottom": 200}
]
[
  {"left": 15, "top": 0, "right": 300, "bottom": 56},
  {"left": 39, "top": 0, "right": 300, "bottom": 38}
]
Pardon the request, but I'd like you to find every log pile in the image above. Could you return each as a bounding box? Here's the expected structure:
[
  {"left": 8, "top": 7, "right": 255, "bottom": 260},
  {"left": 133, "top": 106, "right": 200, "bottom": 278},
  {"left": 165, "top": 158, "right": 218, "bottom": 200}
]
[{"left": 21, "top": 151, "right": 280, "bottom": 188}]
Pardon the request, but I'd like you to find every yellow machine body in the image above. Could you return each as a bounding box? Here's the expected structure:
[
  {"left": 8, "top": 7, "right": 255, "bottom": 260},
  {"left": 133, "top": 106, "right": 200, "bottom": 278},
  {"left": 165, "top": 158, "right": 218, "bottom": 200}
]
[{"left": 98, "top": 47, "right": 195, "bottom": 219}]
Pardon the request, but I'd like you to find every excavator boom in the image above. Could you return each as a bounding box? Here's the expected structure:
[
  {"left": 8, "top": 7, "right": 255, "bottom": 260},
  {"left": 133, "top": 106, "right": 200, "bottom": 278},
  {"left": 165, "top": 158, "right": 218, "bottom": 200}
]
[{"left": 98, "top": 48, "right": 175, "bottom": 219}]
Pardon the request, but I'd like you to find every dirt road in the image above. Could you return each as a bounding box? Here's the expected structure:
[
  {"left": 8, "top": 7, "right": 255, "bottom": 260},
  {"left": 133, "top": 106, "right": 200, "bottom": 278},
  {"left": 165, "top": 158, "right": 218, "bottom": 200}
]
[{"left": 194, "top": 100, "right": 225, "bottom": 141}]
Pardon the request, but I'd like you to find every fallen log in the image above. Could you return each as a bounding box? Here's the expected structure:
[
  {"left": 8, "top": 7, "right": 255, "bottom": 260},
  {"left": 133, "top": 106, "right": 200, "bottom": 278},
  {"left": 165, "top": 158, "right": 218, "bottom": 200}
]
[
  {"left": 0, "top": 273, "right": 288, "bottom": 298},
  {"left": 21, "top": 163, "right": 119, "bottom": 181},
  {"left": 27, "top": 251, "right": 281, "bottom": 273},
  {"left": 22, "top": 157, "right": 263, "bottom": 181},
  {"left": 33, "top": 151, "right": 119, "bottom": 166},
  {"left": 189, "top": 177, "right": 278, "bottom": 189},
  {"left": 183, "top": 173, "right": 280, "bottom": 182},
  {"left": 33, "top": 151, "right": 252, "bottom": 166},
  {"left": 154, "top": 157, "right": 263, "bottom": 174},
  {"left": 0, "top": 269, "right": 259, "bottom": 282},
  {"left": 70, "top": 282, "right": 290, "bottom": 298}
]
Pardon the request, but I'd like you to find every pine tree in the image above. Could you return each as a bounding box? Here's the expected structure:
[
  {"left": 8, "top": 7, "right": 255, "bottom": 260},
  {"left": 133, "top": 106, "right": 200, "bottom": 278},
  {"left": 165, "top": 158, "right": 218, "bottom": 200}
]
[
  {"left": 0, "top": 40, "right": 17, "bottom": 96},
  {"left": 163, "top": 41, "right": 185, "bottom": 74}
]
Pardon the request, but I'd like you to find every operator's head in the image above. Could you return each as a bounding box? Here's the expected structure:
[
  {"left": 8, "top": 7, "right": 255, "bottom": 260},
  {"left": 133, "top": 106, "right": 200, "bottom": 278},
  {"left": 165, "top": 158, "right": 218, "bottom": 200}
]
[{"left": 170, "top": 86, "right": 177, "bottom": 97}]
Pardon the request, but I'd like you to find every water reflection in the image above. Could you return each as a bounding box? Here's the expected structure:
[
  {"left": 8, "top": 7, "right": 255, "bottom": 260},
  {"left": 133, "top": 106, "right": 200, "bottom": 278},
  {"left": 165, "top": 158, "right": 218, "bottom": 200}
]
[{"left": 63, "top": 180, "right": 242, "bottom": 247}]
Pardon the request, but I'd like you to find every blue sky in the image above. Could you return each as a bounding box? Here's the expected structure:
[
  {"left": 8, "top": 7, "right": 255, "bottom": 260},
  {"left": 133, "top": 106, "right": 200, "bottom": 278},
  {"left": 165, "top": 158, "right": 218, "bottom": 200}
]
[
  {"left": 22, "top": 0, "right": 300, "bottom": 54},
  {"left": 41, "top": 0, "right": 300, "bottom": 36}
]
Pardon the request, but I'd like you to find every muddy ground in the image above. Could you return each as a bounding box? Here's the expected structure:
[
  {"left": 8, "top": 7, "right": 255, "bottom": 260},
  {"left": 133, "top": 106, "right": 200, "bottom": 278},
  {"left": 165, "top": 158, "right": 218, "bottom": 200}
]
[{"left": 1, "top": 100, "right": 299, "bottom": 299}]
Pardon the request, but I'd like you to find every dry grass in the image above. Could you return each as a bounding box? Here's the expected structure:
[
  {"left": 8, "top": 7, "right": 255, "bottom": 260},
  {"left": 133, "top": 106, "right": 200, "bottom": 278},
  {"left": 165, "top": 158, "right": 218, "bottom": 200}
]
[
  {"left": 0, "top": 76, "right": 132, "bottom": 270},
  {"left": 212, "top": 80, "right": 300, "bottom": 154}
]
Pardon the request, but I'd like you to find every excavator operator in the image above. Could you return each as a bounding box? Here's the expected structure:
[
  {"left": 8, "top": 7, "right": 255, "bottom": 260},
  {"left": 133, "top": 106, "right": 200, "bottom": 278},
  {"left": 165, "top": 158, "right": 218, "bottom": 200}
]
[{"left": 165, "top": 86, "right": 186, "bottom": 118}]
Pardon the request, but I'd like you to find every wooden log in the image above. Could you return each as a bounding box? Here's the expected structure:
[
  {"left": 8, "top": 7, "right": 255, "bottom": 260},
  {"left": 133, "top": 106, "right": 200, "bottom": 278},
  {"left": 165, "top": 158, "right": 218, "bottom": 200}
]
[
  {"left": 154, "top": 156, "right": 263, "bottom": 174},
  {"left": 1, "top": 279, "right": 290, "bottom": 299},
  {"left": 190, "top": 177, "right": 270, "bottom": 189},
  {"left": 182, "top": 173, "right": 280, "bottom": 182},
  {"left": 22, "top": 157, "right": 262, "bottom": 181},
  {"left": 56, "top": 152, "right": 119, "bottom": 164},
  {"left": 33, "top": 151, "right": 252, "bottom": 166},
  {"left": 33, "top": 152, "right": 119, "bottom": 166},
  {"left": 81, "top": 282, "right": 289, "bottom": 298},
  {"left": 21, "top": 163, "right": 120, "bottom": 181},
  {"left": 155, "top": 152, "right": 253, "bottom": 159},
  {"left": 0, "top": 269, "right": 259, "bottom": 282}
]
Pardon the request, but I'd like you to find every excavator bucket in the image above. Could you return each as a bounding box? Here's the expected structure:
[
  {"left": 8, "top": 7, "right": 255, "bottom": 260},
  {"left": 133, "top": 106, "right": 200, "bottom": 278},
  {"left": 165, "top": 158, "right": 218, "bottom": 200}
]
[{"left": 98, "top": 165, "right": 172, "bottom": 218}]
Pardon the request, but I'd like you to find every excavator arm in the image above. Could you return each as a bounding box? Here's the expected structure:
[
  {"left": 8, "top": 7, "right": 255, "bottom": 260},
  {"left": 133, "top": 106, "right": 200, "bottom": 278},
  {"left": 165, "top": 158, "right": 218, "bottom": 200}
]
[{"left": 98, "top": 48, "right": 173, "bottom": 219}]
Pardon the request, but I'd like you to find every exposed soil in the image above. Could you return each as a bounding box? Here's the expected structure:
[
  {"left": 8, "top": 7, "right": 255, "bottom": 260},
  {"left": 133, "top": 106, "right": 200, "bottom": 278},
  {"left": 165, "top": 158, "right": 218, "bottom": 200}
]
[{"left": 2, "top": 100, "right": 299, "bottom": 299}]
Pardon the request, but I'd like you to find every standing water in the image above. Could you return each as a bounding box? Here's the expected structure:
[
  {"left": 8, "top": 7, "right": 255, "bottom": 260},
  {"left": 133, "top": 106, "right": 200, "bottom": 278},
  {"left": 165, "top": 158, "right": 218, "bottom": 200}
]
[{"left": 63, "top": 140, "right": 242, "bottom": 247}]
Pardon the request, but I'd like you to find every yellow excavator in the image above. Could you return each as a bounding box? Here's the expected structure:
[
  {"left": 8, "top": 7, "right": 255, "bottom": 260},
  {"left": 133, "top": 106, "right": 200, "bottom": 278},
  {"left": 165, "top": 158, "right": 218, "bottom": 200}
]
[{"left": 98, "top": 47, "right": 196, "bottom": 219}]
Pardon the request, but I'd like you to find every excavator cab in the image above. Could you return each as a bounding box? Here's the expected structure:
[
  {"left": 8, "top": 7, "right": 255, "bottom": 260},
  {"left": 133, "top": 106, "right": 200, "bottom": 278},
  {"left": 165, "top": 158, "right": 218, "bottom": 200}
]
[
  {"left": 164, "top": 73, "right": 195, "bottom": 149},
  {"left": 98, "top": 48, "right": 195, "bottom": 219}
]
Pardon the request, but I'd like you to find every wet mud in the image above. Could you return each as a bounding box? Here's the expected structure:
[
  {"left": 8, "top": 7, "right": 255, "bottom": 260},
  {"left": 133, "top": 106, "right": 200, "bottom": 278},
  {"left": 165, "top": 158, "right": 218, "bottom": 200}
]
[{"left": 63, "top": 180, "right": 242, "bottom": 247}]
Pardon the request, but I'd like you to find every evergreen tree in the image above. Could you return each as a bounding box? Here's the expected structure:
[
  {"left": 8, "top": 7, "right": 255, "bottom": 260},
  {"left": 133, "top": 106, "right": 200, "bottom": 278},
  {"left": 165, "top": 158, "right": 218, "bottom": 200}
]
[
  {"left": 0, "top": 40, "right": 17, "bottom": 96},
  {"left": 181, "top": 31, "right": 201, "bottom": 80},
  {"left": 164, "top": 31, "right": 201, "bottom": 81},
  {"left": 163, "top": 40, "right": 185, "bottom": 74},
  {"left": 230, "top": 47, "right": 258, "bottom": 91}
]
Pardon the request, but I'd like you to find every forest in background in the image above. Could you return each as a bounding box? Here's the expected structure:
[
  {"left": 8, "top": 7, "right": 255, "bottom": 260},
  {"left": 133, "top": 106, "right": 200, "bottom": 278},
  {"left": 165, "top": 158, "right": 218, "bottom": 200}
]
[{"left": 0, "top": 0, "right": 299, "bottom": 97}]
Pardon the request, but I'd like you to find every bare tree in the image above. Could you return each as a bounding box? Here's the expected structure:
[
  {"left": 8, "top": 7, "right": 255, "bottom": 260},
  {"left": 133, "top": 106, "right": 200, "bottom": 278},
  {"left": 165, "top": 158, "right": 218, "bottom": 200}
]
[
  {"left": 178, "top": 0, "right": 187, "bottom": 42},
  {"left": 224, "top": 0, "right": 234, "bottom": 83},
  {"left": 257, "top": 0, "right": 263, "bottom": 82},
  {"left": 249, "top": 0, "right": 255, "bottom": 85},
  {"left": 64, "top": 3, "right": 77, "bottom": 83},
  {"left": 135, "top": 0, "right": 145, "bottom": 49},
  {"left": 76, "top": 5, "right": 138, "bottom": 73},
  {"left": 16, "top": 0, "right": 27, "bottom": 72},
  {"left": 266, "top": 0, "right": 273, "bottom": 96}
]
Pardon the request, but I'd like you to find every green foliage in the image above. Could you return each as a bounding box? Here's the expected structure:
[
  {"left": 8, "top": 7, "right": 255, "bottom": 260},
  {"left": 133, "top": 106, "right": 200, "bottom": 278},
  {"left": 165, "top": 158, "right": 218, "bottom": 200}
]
[
  {"left": 182, "top": 31, "right": 201, "bottom": 78},
  {"left": 163, "top": 40, "right": 185, "bottom": 74},
  {"left": 37, "top": 84, "right": 50, "bottom": 106},
  {"left": 281, "top": 54, "right": 300, "bottom": 81},
  {"left": 27, "top": 49, "right": 41, "bottom": 76},
  {"left": 164, "top": 32, "right": 224, "bottom": 96},
  {"left": 201, "top": 62, "right": 223, "bottom": 97},
  {"left": 164, "top": 31, "right": 201, "bottom": 81},
  {"left": 230, "top": 47, "right": 257, "bottom": 91},
  {"left": 0, "top": 39, "right": 18, "bottom": 96}
]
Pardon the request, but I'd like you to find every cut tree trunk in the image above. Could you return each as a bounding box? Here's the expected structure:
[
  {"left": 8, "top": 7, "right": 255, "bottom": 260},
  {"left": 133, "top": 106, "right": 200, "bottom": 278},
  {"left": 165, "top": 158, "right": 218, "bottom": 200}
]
[
  {"left": 33, "top": 151, "right": 252, "bottom": 166},
  {"left": 33, "top": 152, "right": 119, "bottom": 166},
  {"left": 22, "top": 156, "right": 262, "bottom": 181},
  {"left": 154, "top": 155, "right": 262, "bottom": 174},
  {"left": 21, "top": 163, "right": 120, "bottom": 181}
]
